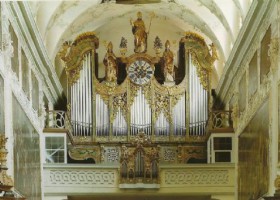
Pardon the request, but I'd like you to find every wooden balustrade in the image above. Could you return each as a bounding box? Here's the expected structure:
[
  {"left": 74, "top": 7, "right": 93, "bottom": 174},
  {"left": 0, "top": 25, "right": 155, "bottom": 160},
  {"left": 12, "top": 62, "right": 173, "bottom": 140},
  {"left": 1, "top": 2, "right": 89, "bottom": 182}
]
[{"left": 208, "top": 110, "right": 234, "bottom": 133}]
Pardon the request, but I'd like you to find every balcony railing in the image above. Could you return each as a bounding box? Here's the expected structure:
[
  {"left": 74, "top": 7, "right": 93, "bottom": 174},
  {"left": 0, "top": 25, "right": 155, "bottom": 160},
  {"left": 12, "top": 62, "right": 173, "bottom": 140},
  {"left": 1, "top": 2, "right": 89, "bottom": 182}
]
[
  {"left": 208, "top": 110, "right": 234, "bottom": 132},
  {"left": 43, "top": 163, "right": 235, "bottom": 195},
  {"left": 44, "top": 110, "right": 75, "bottom": 143}
]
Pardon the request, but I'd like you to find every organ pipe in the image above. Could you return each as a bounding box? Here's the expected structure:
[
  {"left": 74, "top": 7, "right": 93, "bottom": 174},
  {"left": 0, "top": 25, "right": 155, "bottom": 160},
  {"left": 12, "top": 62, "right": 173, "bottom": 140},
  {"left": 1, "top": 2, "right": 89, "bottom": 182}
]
[
  {"left": 70, "top": 53, "right": 92, "bottom": 136},
  {"left": 113, "top": 108, "right": 127, "bottom": 136},
  {"left": 173, "top": 94, "right": 186, "bottom": 136},
  {"left": 96, "top": 94, "right": 109, "bottom": 136},
  {"left": 188, "top": 52, "right": 208, "bottom": 136},
  {"left": 69, "top": 51, "right": 208, "bottom": 140},
  {"left": 155, "top": 112, "right": 169, "bottom": 136},
  {"left": 130, "top": 88, "right": 152, "bottom": 136}
]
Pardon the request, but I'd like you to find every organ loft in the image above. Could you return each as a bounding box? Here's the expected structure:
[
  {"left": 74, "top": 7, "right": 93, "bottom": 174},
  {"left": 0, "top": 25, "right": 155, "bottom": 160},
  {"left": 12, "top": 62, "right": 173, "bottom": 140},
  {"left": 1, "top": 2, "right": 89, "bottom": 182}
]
[{"left": 58, "top": 11, "right": 218, "bottom": 184}]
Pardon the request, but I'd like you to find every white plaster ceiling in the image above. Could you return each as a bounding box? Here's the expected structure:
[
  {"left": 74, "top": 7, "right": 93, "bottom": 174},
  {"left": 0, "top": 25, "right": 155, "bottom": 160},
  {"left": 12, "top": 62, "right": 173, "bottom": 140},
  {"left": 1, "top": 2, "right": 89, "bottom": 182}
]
[{"left": 28, "top": 0, "right": 252, "bottom": 84}]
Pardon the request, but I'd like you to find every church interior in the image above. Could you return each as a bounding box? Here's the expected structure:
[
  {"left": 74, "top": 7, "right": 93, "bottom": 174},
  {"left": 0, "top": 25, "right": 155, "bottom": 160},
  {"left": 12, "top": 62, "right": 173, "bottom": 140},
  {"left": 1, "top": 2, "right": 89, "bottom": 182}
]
[{"left": 0, "top": 0, "right": 279, "bottom": 199}]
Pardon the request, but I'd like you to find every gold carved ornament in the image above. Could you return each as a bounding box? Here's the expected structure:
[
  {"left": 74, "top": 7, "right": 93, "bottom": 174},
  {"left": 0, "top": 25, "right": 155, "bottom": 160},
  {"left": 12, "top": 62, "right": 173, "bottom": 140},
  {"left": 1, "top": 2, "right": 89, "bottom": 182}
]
[
  {"left": 68, "top": 146, "right": 101, "bottom": 163},
  {"left": 112, "top": 93, "right": 128, "bottom": 121},
  {"left": 120, "top": 133, "right": 160, "bottom": 183},
  {"left": 154, "top": 93, "right": 170, "bottom": 122},
  {"left": 181, "top": 32, "right": 218, "bottom": 90},
  {"left": 94, "top": 77, "right": 128, "bottom": 105},
  {"left": 177, "top": 145, "right": 206, "bottom": 163},
  {"left": 275, "top": 175, "right": 280, "bottom": 190},
  {"left": 59, "top": 32, "right": 99, "bottom": 85},
  {"left": 152, "top": 78, "right": 186, "bottom": 123}
]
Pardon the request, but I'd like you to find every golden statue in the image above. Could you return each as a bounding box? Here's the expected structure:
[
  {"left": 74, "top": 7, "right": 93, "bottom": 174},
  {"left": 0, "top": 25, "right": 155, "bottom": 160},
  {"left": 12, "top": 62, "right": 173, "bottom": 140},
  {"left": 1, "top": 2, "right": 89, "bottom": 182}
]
[
  {"left": 130, "top": 11, "right": 147, "bottom": 53},
  {"left": 103, "top": 42, "right": 118, "bottom": 82},
  {"left": 162, "top": 40, "right": 175, "bottom": 82}
]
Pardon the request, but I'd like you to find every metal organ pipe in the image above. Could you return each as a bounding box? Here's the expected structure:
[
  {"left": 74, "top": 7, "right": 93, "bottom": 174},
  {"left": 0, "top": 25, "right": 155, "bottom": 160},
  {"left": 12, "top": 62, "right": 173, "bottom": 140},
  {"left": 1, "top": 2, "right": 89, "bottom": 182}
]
[
  {"left": 113, "top": 108, "right": 127, "bottom": 136},
  {"left": 173, "top": 94, "right": 185, "bottom": 136},
  {"left": 189, "top": 54, "right": 193, "bottom": 134},
  {"left": 155, "top": 112, "right": 169, "bottom": 136},
  {"left": 130, "top": 88, "right": 152, "bottom": 136},
  {"left": 189, "top": 52, "right": 208, "bottom": 136},
  {"left": 96, "top": 94, "right": 109, "bottom": 136},
  {"left": 70, "top": 53, "right": 92, "bottom": 137}
]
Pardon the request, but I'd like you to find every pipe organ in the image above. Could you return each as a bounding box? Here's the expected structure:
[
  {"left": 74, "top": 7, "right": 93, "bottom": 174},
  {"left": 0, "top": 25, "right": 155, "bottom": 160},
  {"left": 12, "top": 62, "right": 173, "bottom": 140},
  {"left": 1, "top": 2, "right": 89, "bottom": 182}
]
[
  {"left": 130, "top": 88, "right": 152, "bottom": 136},
  {"left": 70, "top": 53, "right": 92, "bottom": 137},
  {"left": 59, "top": 31, "right": 217, "bottom": 144},
  {"left": 188, "top": 53, "right": 208, "bottom": 136}
]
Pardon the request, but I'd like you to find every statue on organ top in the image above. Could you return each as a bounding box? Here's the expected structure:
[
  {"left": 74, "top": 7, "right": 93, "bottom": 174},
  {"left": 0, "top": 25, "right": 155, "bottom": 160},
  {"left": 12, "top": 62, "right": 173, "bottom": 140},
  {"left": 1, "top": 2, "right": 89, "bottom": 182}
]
[
  {"left": 162, "top": 40, "right": 176, "bottom": 84},
  {"left": 130, "top": 11, "right": 148, "bottom": 53},
  {"left": 103, "top": 42, "right": 118, "bottom": 83}
]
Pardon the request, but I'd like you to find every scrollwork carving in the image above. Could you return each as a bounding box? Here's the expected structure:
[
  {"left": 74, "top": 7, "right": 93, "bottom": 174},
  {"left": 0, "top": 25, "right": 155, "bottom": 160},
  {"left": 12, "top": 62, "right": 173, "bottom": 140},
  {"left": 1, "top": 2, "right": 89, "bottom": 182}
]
[
  {"left": 68, "top": 146, "right": 100, "bottom": 163},
  {"left": 59, "top": 32, "right": 99, "bottom": 85},
  {"left": 155, "top": 93, "right": 170, "bottom": 122},
  {"left": 177, "top": 145, "right": 206, "bottom": 163},
  {"left": 163, "top": 148, "right": 176, "bottom": 162},
  {"left": 48, "top": 169, "right": 116, "bottom": 186},
  {"left": 112, "top": 93, "right": 127, "bottom": 121},
  {"left": 180, "top": 32, "right": 217, "bottom": 90},
  {"left": 120, "top": 133, "right": 159, "bottom": 184},
  {"left": 164, "top": 170, "right": 229, "bottom": 185},
  {"left": 275, "top": 175, "right": 280, "bottom": 190}
]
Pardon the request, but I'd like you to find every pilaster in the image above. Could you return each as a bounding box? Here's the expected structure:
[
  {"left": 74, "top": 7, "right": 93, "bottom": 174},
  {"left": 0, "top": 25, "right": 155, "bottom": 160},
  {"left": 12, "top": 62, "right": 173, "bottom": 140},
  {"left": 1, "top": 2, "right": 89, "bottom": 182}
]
[
  {"left": 268, "top": 1, "right": 280, "bottom": 195},
  {"left": 1, "top": 2, "right": 14, "bottom": 180}
]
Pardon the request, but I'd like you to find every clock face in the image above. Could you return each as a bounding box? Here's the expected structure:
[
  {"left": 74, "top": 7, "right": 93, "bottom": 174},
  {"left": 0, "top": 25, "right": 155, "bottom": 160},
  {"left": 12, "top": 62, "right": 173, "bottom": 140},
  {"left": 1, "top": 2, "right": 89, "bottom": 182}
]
[{"left": 128, "top": 60, "right": 153, "bottom": 85}]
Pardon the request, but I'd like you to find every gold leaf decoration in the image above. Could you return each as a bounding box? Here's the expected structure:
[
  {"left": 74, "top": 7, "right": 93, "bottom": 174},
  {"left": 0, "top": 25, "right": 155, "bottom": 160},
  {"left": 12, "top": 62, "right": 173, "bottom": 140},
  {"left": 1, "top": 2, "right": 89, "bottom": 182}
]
[
  {"left": 181, "top": 32, "right": 218, "bottom": 90},
  {"left": 59, "top": 32, "right": 99, "bottom": 85}
]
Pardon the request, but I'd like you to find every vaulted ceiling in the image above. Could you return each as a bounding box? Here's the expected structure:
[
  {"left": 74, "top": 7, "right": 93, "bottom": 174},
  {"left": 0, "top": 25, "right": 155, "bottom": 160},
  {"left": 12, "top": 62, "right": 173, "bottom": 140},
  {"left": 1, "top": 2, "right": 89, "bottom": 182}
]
[{"left": 28, "top": 0, "right": 252, "bottom": 87}]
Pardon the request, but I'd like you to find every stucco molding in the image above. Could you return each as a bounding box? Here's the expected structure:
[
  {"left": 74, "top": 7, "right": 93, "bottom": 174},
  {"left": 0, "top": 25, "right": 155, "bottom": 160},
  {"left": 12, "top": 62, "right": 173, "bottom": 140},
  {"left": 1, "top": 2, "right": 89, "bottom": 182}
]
[
  {"left": 217, "top": 0, "right": 275, "bottom": 102},
  {"left": 236, "top": 72, "right": 271, "bottom": 136},
  {"left": 7, "top": 2, "right": 61, "bottom": 104},
  {"left": 45, "top": 169, "right": 118, "bottom": 187}
]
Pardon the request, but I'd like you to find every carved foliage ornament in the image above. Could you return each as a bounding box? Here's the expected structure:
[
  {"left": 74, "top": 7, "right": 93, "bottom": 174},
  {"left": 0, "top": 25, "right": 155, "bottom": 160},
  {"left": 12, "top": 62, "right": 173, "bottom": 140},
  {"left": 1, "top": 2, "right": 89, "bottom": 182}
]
[
  {"left": 59, "top": 32, "right": 99, "bottom": 85},
  {"left": 177, "top": 145, "right": 206, "bottom": 163},
  {"left": 155, "top": 93, "right": 170, "bottom": 122},
  {"left": 181, "top": 32, "right": 218, "bottom": 90},
  {"left": 68, "top": 146, "right": 100, "bottom": 163},
  {"left": 275, "top": 175, "right": 280, "bottom": 190},
  {"left": 112, "top": 92, "right": 127, "bottom": 121},
  {"left": 120, "top": 133, "right": 160, "bottom": 183},
  {"left": 0, "top": 135, "right": 14, "bottom": 189}
]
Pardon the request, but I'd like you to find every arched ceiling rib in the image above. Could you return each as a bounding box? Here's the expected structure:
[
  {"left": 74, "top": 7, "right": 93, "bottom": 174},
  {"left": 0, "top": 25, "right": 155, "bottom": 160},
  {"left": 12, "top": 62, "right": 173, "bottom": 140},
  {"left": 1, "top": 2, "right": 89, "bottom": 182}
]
[
  {"left": 49, "top": 3, "right": 226, "bottom": 62},
  {"left": 232, "top": 0, "right": 244, "bottom": 20},
  {"left": 28, "top": 0, "right": 253, "bottom": 83},
  {"left": 175, "top": 0, "right": 234, "bottom": 44},
  {"left": 36, "top": 1, "right": 62, "bottom": 39}
]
